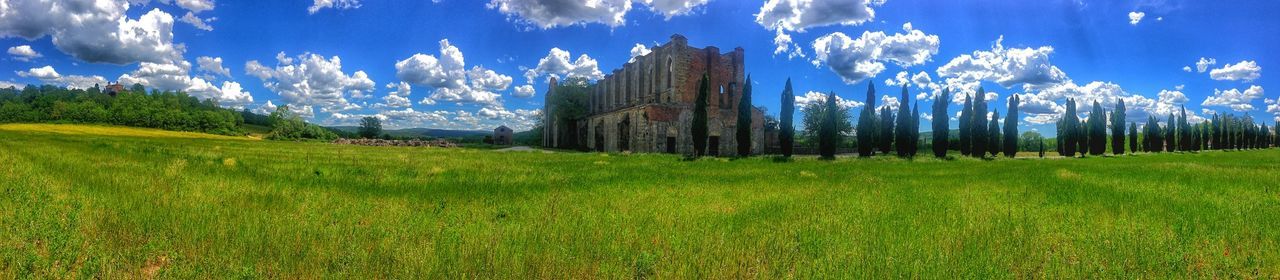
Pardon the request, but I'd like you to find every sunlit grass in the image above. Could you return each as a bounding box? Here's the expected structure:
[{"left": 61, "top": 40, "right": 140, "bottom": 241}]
[{"left": 1, "top": 124, "right": 1277, "bottom": 278}]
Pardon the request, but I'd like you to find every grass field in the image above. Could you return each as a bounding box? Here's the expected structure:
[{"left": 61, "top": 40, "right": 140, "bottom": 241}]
[{"left": 2, "top": 124, "right": 1278, "bottom": 278}]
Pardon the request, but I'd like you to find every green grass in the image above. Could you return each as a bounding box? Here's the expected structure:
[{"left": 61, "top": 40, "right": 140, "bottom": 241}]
[{"left": 2, "top": 124, "right": 1278, "bottom": 278}]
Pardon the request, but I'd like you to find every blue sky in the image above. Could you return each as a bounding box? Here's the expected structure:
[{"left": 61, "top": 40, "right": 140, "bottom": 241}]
[{"left": 2, "top": 0, "right": 1277, "bottom": 135}]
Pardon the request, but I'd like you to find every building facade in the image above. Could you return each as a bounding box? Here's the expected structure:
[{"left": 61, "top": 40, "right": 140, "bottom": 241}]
[{"left": 544, "top": 34, "right": 764, "bottom": 155}]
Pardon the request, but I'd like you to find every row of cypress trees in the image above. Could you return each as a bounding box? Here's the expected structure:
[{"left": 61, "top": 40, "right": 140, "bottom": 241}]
[{"left": 1055, "top": 98, "right": 1277, "bottom": 157}]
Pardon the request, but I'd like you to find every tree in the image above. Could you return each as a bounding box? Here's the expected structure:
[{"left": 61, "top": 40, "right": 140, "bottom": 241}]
[
  {"left": 1088, "top": 101, "right": 1106, "bottom": 156},
  {"left": 1003, "top": 94, "right": 1019, "bottom": 157},
  {"left": 959, "top": 94, "right": 973, "bottom": 156},
  {"left": 780, "top": 78, "right": 796, "bottom": 157},
  {"left": 1128, "top": 122, "right": 1138, "bottom": 153},
  {"left": 895, "top": 86, "right": 913, "bottom": 157},
  {"left": 988, "top": 110, "right": 1001, "bottom": 157},
  {"left": 801, "top": 95, "right": 852, "bottom": 146},
  {"left": 1062, "top": 99, "right": 1079, "bottom": 157},
  {"left": 819, "top": 91, "right": 840, "bottom": 159},
  {"left": 1039, "top": 140, "right": 1045, "bottom": 158},
  {"left": 857, "top": 83, "right": 877, "bottom": 157},
  {"left": 358, "top": 116, "right": 382, "bottom": 139},
  {"left": 737, "top": 75, "right": 754, "bottom": 157},
  {"left": 691, "top": 74, "right": 710, "bottom": 157},
  {"left": 1165, "top": 114, "right": 1176, "bottom": 152},
  {"left": 910, "top": 101, "right": 920, "bottom": 157},
  {"left": 1111, "top": 99, "right": 1126, "bottom": 155},
  {"left": 932, "top": 88, "right": 951, "bottom": 158},
  {"left": 878, "top": 106, "right": 894, "bottom": 155},
  {"left": 1179, "top": 106, "right": 1191, "bottom": 151},
  {"left": 971, "top": 89, "right": 988, "bottom": 158}
]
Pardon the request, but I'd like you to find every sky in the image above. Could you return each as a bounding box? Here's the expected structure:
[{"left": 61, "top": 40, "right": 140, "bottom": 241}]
[{"left": 2, "top": 0, "right": 1277, "bottom": 135}]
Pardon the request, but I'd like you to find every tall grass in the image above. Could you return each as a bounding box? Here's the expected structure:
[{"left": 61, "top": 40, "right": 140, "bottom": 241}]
[{"left": 2, "top": 124, "right": 1277, "bottom": 278}]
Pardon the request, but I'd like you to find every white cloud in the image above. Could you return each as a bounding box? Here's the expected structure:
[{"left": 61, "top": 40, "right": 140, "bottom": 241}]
[
  {"left": 629, "top": 43, "right": 651, "bottom": 63},
  {"left": 1265, "top": 98, "right": 1280, "bottom": 122},
  {"left": 936, "top": 36, "right": 1069, "bottom": 98},
  {"left": 795, "top": 91, "right": 862, "bottom": 109},
  {"left": 7, "top": 45, "right": 41, "bottom": 61},
  {"left": 878, "top": 94, "right": 898, "bottom": 111},
  {"left": 196, "top": 56, "right": 231, "bottom": 78},
  {"left": 0, "top": 2, "right": 185, "bottom": 65},
  {"left": 186, "top": 80, "right": 254, "bottom": 108},
  {"left": 378, "top": 82, "right": 412, "bottom": 108},
  {"left": 115, "top": 61, "right": 254, "bottom": 108},
  {"left": 640, "top": 0, "right": 711, "bottom": 19},
  {"left": 395, "top": 39, "right": 510, "bottom": 106},
  {"left": 252, "top": 100, "right": 278, "bottom": 115},
  {"left": 180, "top": 11, "right": 214, "bottom": 31},
  {"left": 523, "top": 47, "right": 605, "bottom": 84},
  {"left": 309, "top": 0, "right": 361, "bottom": 14},
  {"left": 513, "top": 84, "right": 536, "bottom": 98},
  {"left": 1128, "top": 11, "right": 1144, "bottom": 25},
  {"left": 485, "top": 0, "right": 711, "bottom": 29},
  {"left": 1208, "top": 60, "right": 1261, "bottom": 82},
  {"left": 756, "top": 0, "right": 883, "bottom": 59},
  {"left": 245, "top": 52, "right": 375, "bottom": 115},
  {"left": 158, "top": 0, "right": 215, "bottom": 13},
  {"left": 16, "top": 65, "right": 107, "bottom": 89},
  {"left": 1182, "top": 66, "right": 1192, "bottom": 72},
  {"left": 1203, "top": 85, "right": 1264, "bottom": 112},
  {"left": 811, "top": 22, "right": 940, "bottom": 84},
  {"left": 1194, "top": 57, "right": 1217, "bottom": 73}
]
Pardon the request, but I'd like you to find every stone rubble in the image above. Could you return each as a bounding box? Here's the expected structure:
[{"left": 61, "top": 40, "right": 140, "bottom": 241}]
[{"left": 331, "top": 138, "right": 457, "bottom": 148}]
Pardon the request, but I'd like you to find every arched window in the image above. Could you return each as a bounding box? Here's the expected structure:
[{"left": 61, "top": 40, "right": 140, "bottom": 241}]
[{"left": 666, "top": 57, "right": 673, "bottom": 90}]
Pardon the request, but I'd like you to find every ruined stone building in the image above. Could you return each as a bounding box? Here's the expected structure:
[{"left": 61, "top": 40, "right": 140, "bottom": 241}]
[{"left": 543, "top": 34, "right": 764, "bottom": 155}]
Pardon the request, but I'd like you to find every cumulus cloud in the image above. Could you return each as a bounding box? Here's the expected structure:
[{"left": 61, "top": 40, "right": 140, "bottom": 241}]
[
  {"left": 936, "top": 36, "right": 1069, "bottom": 98},
  {"left": 1182, "top": 66, "right": 1192, "bottom": 72},
  {"left": 180, "top": 11, "right": 215, "bottom": 31},
  {"left": 795, "top": 91, "right": 862, "bottom": 109},
  {"left": 196, "top": 56, "right": 231, "bottom": 78},
  {"left": 16, "top": 65, "right": 107, "bottom": 89},
  {"left": 523, "top": 47, "right": 605, "bottom": 84},
  {"left": 485, "top": 0, "right": 711, "bottom": 29},
  {"left": 116, "top": 61, "right": 254, "bottom": 108},
  {"left": 1128, "top": 11, "right": 1144, "bottom": 25},
  {"left": 1202, "top": 85, "right": 1264, "bottom": 112},
  {"left": 1266, "top": 98, "right": 1280, "bottom": 122},
  {"left": 7, "top": 45, "right": 40, "bottom": 61},
  {"left": 756, "top": 0, "right": 884, "bottom": 58},
  {"left": 513, "top": 84, "right": 536, "bottom": 98},
  {"left": 0, "top": 2, "right": 185, "bottom": 65},
  {"left": 1194, "top": 57, "right": 1216, "bottom": 73},
  {"left": 378, "top": 82, "right": 413, "bottom": 108},
  {"left": 309, "top": 0, "right": 361, "bottom": 14},
  {"left": 395, "top": 39, "right": 512, "bottom": 106},
  {"left": 245, "top": 52, "right": 375, "bottom": 114},
  {"left": 629, "top": 43, "right": 652, "bottom": 63},
  {"left": 1018, "top": 81, "right": 1203, "bottom": 125},
  {"left": 1208, "top": 60, "right": 1261, "bottom": 82},
  {"left": 810, "top": 23, "right": 940, "bottom": 84}
]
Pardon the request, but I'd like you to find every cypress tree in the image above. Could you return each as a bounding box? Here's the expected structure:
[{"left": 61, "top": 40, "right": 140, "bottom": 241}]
[
  {"left": 1128, "top": 122, "right": 1138, "bottom": 153},
  {"left": 780, "top": 78, "right": 795, "bottom": 157},
  {"left": 736, "top": 75, "right": 754, "bottom": 157},
  {"left": 959, "top": 94, "right": 973, "bottom": 156},
  {"left": 971, "top": 89, "right": 988, "bottom": 158},
  {"left": 895, "top": 86, "right": 912, "bottom": 157},
  {"left": 1078, "top": 121, "right": 1089, "bottom": 157},
  {"left": 857, "top": 83, "right": 877, "bottom": 157},
  {"left": 1274, "top": 124, "right": 1279, "bottom": 147},
  {"left": 878, "top": 106, "right": 894, "bottom": 154},
  {"left": 932, "top": 88, "right": 951, "bottom": 158},
  {"left": 1062, "top": 99, "right": 1078, "bottom": 157},
  {"left": 910, "top": 101, "right": 920, "bottom": 157},
  {"left": 1111, "top": 99, "right": 1126, "bottom": 155},
  {"left": 691, "top": 74, "right": 709, "bottom": 157},
  {"left": 1039, "top": 140, "right": 1045, "bottom": 158},
  {"left": 1088, "top": 101, "right": 1105, "bottom": 156},
  {"left": 1179, "top": 106, "right": 1191, "bottom": 151},
  {"left": 818, "top": 91, "right": 839, "bottom": 159},
  {"left": 1003, "top": 94, "right": 1019, "bottom": 157},
  {"left": 1165, "top": 114, "right": 1176, "bottom": 152},
  {"left": 988, "top": 110, "right": 1001, "bottom": 157}
]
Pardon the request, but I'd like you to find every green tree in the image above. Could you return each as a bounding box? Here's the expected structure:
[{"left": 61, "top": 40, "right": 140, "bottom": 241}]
[
  {"left": 932, "top": 88, "right": 951, "bottom": 158},
  {"left": 736, "top": 75, "right": 754, "bottom": 156},
  {"left": 878, "top": 106, "right": 894, "bottom": 155},
  {"left": 1165, "top": 114, "right": 1176, "bottom": 152},
  {"left": 988, "top": 110, "right": 1001, "bottom": 157},
  {"left": 358, "top": 116, "right": 382, "bottom": 139},
  {"left": 1111, "top": 99, "right": 1126, "bottom": 155},
  {"left": 1088, "top": 101, "right": 1106, "bottom": 156},
  {"left": 971, "top": 90, "right": 988, "bottom": 158},
  {"left": 959, "top": 94, "right": 973, "bottom": 156},
  {"left": 780, "top": 78, "right": 796, "bottom": 157},
  {"left": 819, "top": 91, "right": 839, "bottom": 159},
  {"left": 691, "top": 74, "right": 710, "bottom": 157},
  {"left": 856, "top": 83, "right": 877, "bottom": 157},
  {"left": 1128, "top": 122, "right": 1138, "bottom": 153},
  {"left": 1003, "top": 94, "right": 1019, "bottom": 157},
  {"left": 1062, "top": 99, "right": 1079, "bottom": 157},
  {"left": 800, "top": 95, "right": 852, "bottom": 146},
  {"left": 910, "top": 101, "right": 920, "bottom": 157},
  {"left": 895, "top": 86, "right": 912, "bottom": 157}
]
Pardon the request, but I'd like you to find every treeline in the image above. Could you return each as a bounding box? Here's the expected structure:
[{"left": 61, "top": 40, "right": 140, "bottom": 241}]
[
  {"left": 761, "top": 81, "right": 1276, "bottom": 160},
  {"left": 0, "top": 84, "right": 245, "bottom": 135},
  {"left": 0, "top": 84, "right": 345, "bottom": 140}
]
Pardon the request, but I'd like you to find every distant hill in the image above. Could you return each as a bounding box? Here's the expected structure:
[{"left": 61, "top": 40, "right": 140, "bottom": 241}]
[{"left": 328, "top": 126, "right": 492, "bottom": 139}]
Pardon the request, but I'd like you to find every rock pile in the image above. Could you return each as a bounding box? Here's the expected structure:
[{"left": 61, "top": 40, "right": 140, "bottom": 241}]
[{"left": 332, "top": 138, "right": 457, "bottom": 148}]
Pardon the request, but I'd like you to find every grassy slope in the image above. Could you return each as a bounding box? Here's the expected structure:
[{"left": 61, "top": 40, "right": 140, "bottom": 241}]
[{"left": 1, "top": 124, "right": 1277, "bottom": 278}]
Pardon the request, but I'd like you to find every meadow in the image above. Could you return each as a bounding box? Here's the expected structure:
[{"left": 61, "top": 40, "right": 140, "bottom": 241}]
[{"left": 2, "top": 124, "right": 1278, "bottom": 278}]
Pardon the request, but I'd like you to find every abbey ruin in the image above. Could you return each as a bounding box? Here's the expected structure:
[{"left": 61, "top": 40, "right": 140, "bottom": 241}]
[{"left": 543, "top": 34, "right": 764, "bottom": 155}]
